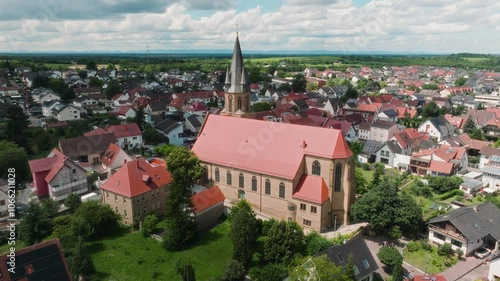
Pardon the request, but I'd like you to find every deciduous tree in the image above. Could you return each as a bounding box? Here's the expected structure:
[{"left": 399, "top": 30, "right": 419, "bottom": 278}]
[
  {"left": 229, "top": 200, "right": 257, "bottom": 268},
  {"left": 18, "top": 202, "right": 52, "bottom": 246},
  {"left": 264, "top": 220, "right": 305, "bottom": 265},
  {"left": 292, "top": 74, "right": 307, "bottom": 92},
  {"left": 64, "top": 193, "right": 82, "bottom": 214}
]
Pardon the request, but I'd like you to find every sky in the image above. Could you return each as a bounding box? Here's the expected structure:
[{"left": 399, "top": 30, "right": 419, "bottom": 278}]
[{"left": 0, "top": 0, "right": 499, "bottom": 54}]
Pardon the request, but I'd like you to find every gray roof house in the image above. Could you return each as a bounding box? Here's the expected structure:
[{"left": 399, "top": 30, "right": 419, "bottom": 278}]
[
  {"left": 418, "top": 116, "right": 455, "bottom": 142},
  {"left": 318, "top": 236, "right": 378, "bottom": 281},
  {"left": 428, "top": 202, "right": 500, "bottom": 255}
]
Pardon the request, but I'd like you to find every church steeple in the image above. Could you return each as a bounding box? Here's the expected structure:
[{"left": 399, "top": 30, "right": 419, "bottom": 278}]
[{"left": 226, "top": 34, "right": 249, "bottom": 94}]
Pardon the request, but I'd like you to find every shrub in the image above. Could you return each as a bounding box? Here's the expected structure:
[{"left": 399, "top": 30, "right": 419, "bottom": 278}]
[
  {"left": 223, "top": 260, "right": 246, "bottom": 281},
  {"left": 141, "top": 214, "right": 158, "bottom": 237},
  {"left": 377, "top": 246, "right": 402, "bottom": 267},
  {"left": 362, "top": 163, "right": 371, "bottom": 171},
  {"left": 455, "top": 249, "right": 464, "bottom": 259},
  {"left": 248, "top": 264, "right": 288, "bottom": 281},
  {"left": 438, "top": 243, "right": 454, "bottom": 257},
  {"left": 305, "top": 231, "right": 338, "bottom": 255},
  {"left": 437, "top": 189, "right": 464, "bottom": 200},
  {"left": 419, "top": 240, "right": 432, "bottom": 251},
  {"left": 406, "top": 241, "right": 421, "bottom": 252}
]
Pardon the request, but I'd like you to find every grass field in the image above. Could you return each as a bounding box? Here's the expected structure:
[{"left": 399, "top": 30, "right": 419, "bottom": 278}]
[
  {"left": 89, "top": 221, "right": 232, "bottom": 281},
  {"left": 356, "top": 167, "right": 374, "bottom": 182},
  {"left": 403, "top": 246, "right": 457, "bottom": 274},
  {"left": 462, "top": 57, "right": 490, "bottom": 62}
]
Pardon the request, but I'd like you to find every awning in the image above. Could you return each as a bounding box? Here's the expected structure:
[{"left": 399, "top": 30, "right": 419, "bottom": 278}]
[{"left": 483, "top": 187, "right": 496, "bottom": 194}]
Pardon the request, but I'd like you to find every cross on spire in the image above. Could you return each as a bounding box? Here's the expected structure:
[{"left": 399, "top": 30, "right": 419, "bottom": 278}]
[{"left": 236, "top": 18, "right": 239, "bottom": 37}]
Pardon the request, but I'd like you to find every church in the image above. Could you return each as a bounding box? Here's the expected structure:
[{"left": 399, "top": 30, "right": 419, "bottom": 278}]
[{"left": 191, "top": 35, "right": 356, "bottom": 232}]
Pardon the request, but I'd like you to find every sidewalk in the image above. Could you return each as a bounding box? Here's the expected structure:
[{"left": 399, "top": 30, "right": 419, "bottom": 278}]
[{"left": 441, "top": 256, "right": 485, "bottom": 281}]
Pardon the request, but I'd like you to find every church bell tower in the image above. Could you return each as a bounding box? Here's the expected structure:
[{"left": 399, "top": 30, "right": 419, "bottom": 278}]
[{"left": 223, "top": 34, "right": 251, "bottom": 117}]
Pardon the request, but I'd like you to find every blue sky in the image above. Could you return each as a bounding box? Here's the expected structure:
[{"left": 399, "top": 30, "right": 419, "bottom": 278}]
[{"left": 0, "top": 0, "right": 498, "bottom": 53}]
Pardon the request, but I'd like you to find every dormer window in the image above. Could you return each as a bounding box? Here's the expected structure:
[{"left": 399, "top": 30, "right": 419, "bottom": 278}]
[{"left": 312, "top": 160, "right": 321, "bottom": 176}]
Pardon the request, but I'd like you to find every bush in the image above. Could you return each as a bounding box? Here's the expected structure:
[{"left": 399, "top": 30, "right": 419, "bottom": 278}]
[
  {"left": 304, "top": 231, "right": 338, "bottom": 255},
  {"left": 223, "top": 260, "right": 246, "bottom": 281},
  {"left": 141, "top": 214, "right": 158, "bottom": 237},
  {"left": 406, "top": 241, "right": 421, "bottom": 252},
  {"left": 455, "top": 249, "right": 464, "bottom": 259},
  {"left": 362, "top": 163, "right": 371, "bottom": 171},
  {"left": 437, "top": 189, "right": 464, "bottom": 200},
  {"left": 438, "top": 243, "right": 454, "bottom": 257},
  {"left": 419, "top": 240, "right": 432, "bottom": 251},
  {"left": 248, "top": 264, "right": 288, "bottom": 281},
  {"left": 389, "top": 226, "right": 402, "bottom": 239},
  {"left": 377, "top": 246, "right": 402, "bottom": 267}
]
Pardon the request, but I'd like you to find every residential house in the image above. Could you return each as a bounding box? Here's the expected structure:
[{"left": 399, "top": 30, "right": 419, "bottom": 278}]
[
  {"left": 323, "top": 98, "right": 342, "bottom": 117},
  {"left": 32, "top": 88, "right": 60, "bottom": 103},
  {"left": 155, "top": 118, "right": 185, "bottom": 146},
  {"left": 112, "top": 106, "right": 136, "bottom": 119},
  {"left": 192, "top": 114, "right": 356, "bottom": 232},
  {"left": 59, "top": 133, "right": 116, "bottom": 164},
  {"left": 73, "top": 87, "right": 102, "bottom": 96},
  {"left": 101, "top": 159, "right": 172, "bottom": 225},
  {"left": 85, "top": 123, "right": 143, "bottom": 150},
  {"left": 319, "top": 236, "right": 378, "bottom": 281},
  {"left": 358, "top": 140, "right": 383, "bottom": 163},
  {"left": 418, "top": 116, "right": 455, "bottom": 142},
  {"left": 410, "top": 146, "right": 468, "bottom": 176},
  {"left": 370, "top": 120, "right": 400, "bottom": 142},
  {"left": 0, "top": 239, "right": 72, "bottom": 281},
  {"left": 52, "top": 104, "right": 83, "bottom": 122},
  {"left": 481, "top": 166, "right": 500, "bottom": 192},
  {"left": 101, "top": 143, "right": 132, "bottom": 175},
  {"left": 28, "top": 149, "right": 88, "bottom": 201},
  {"left": 479, "top": 146, "right": 500, "bottom": 169},
  {"left": 375, "top": 140, "right": 401, "bottom": 166},
  {"left": 358, "top": 122, "right": 371, "bottom": 142},
  {"left": 73, "top": 96, "right": 98, "bottom": 108},
  {"left": 185, "top": 114, "right": 205, "bottom": 134},
  {"left": 428, "top": 203, "right": 500, "bottom": 256},
  {"left": 459, "top": 178, "right": 483, "bottom": 196},
  {"left": 145, "top": 99, "right": 168, "bottom": 116},
  {"left": 323, "top": 118, "right": 358, "bottom": 142},
  {"left": 376, "top": 109, "right": 398, "bottom": 122},
  {"left": 42, "top": 100, "right": 60, "bottom": 117}
]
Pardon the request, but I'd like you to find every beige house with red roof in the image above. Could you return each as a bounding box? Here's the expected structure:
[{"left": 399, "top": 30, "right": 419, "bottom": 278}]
[
  {"left": 192, "top": 114, "right": 356, "bottom": 232},
  {"left": 191, "top": 186, "right": 225, "bottom": 230},
  {"left": 28, "top": 149, "right": 88, "bottom": 201},
  {"left": 409, "top": 146, "right": 468, "bottom": 176},
  {"left": 101, "top": 159, "right": 172, "bottom": 225}
]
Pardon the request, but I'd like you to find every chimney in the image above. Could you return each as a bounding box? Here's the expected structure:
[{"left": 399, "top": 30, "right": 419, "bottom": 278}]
[
  {"left": 124, "top": 159, "right": 127, "bottom": 164},
  {"left": 301, "top": 141, "right": 307, "bottom": 149}
]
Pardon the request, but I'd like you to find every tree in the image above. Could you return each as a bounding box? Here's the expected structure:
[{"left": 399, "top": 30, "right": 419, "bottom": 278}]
[
  {"left": 421, "top": 101, "right": 441, "bottom": 118},
  {"left": 306, "top": 83, "right": 319, "bottom": 91},
  {"left": 142, "top": 214, "right": 158, "bottom": 237},
  {"left": 248, "top": 263, "right": 288, "bottom": 281},
  {"left": 88, "top": 77, "right": 104, "bottom": 88},
  {"left": 61, "top": 87, "right": 75, "bottom": 101},
  {"left": 18, "top": 202, "right": 52, "bottom": 246},
  {"left": 5, "top": 105, "right": 30, "bottom": 148},
  {"left": 469, "top": 128, "right": 486, "bottom": 141},
  {"left": 340, "top": 87, "right": 359, "bottom": 103},
  {"left": 223, "top": 260, "right": 246, "bottom": 281},
  {"left": 351, "top": 179, "right": 423, "bottom": 236},
  {"left": 104, "top": 79, "right": 123, "bottom": 99},
  {"left": 304, "top": 231, "right": 339, "bottom": 256},
  {"left": 249, "top": 68, "right": 262, "bottom": 84},
  {"left": 176, "top": 258, "right": 196, "bottom": 281},
  {"left": 371, "top": 163, "right": 385, "bottom": 187},
  {"left": 348, "top": 141, "right": 363, "bottom": 156},
  {"left": 463, "top": 117, "right": 476, "bottom": 134},
  {"left": 229, "top": 200, "right": 258, "bottom": 268},
  {"left": 251, "top": 102, "right": 273, "bottom": 112},
  {"left": 32, "top": 74, "right": 49, "bottom": 88},
  {"left": 292, "top": 74, "right": 307, "bottom": 92},
  {"left": 41, "top": 198, "right": 60, "bottom": 219},
  {"left": 48, "top": 78, "right": 67, "bottom": 94},
  {"left": 154, "top": 144, "right": 177, "bottom": 157},
  {"left": 455, "top": 77, "right": 467, "bottom": 87},
  {"left": 107, "top": 63, "right": 115, "bottom": 70},
  {"left": 288, "top": 255, "right": 355, "bottom": 281},
  {"left": 392, "top": 257, "right": 404, "bottom": 281},
  {"left": 64, "top": 193, "right": 82, "bottom": 214},
  {"left": 0, "top": 141, "right": 28, "bottom": 181},
  {"left": 134, "top": 106, "right": 145, "bottom": 131},
  {"left": 355, "top": 169, "right": 368, "bottom": 194},
  {"left": 143, "top": 127, "right": 166, "bottom": 145},
  {"left": 74, "top": 201, "right": 121, "bottom": 239},
  {"left": 264, "top": 220, "right": 305, "bottom": 265},
  {"left": 377, "top": 246, "right": 402, "bottom": 268},
  {"left": 277, "top": 83, "right": 292, "bottom": 93},
  {"left": 66, "top": 237, "right": 96, "bottom": 281},
  {"left": 438, "top": 243, "right": 454, "bottom": 257},
  {"left": 85, "top": 60, "right": 97, "bottom": 71},
  {"left": 426, "top": 176, "right": 463, "bottom": 194},
  {"left": 163, "top": 147, "right": 204, "bottom": 251}
]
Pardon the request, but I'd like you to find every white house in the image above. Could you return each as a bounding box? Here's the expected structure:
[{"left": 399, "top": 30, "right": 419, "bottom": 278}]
[
  {"left": 418, "top": 116, "right": 455, "bottom": 142},
  {"left": 155, "top": 118, "right": 185, "bottom": 146},
  {"left": 84, "top": 123, "right": 143, "bottom": 150},
  {"left": 42, "top": 100, "right": 61, "bottom": 117},
  {"left": 323, "top": 98, "right": 342, "bottom": 117},
  {"left": 488, "top": 252, "right": 500, "bottom": 281},
  {"left": 52, "top": 104, "right": 82, "bottom": 121},
  {"left": 481, "top": 166, "right": 500, "bottom": 192},
  {"left": 73, "top": 96, "right": 98, "bottom": 108},
  {"left": 101, "top": 143, "right": 132, "bottom": 175}
]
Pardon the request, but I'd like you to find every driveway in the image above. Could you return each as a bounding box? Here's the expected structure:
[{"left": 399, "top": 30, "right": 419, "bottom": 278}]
[
  {"left": 441, "top": 255, "right": 487, "bottom": 281},
  {"left": 457, "top": 261, "right": 489, "bottom": 281}
]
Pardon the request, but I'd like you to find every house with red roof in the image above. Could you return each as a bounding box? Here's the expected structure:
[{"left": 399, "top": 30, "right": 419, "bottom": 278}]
[
  {"left": 28, "top": 149, "right": 88, "bottom": 201},
  {"left": 101, "top": 159, "right": 172, "bottom": 225},
  {"left": 85, "top": 123, "right": 143, "bottom": 150},
  {"left": 191, "top": 185, "right": 226, "bottom": 230},
  {"left": 191, "top": 114, "right": 356, "bottom": 232},
  {"left": 409, "top": 145, "right": 468, "bottom": 176},
  {"left": 111, "top": 106, "right": 136, "bottom": 120},
  {"left": 101, "top": 143, "right": 132, "bottom": 175}
]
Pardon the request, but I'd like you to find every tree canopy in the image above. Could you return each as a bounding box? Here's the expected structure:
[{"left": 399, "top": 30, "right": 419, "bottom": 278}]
[
  {"left": 104, "top": 79, "right": 123, "bottom": 99},
  {"left": 292, "top": 74, "right": 307, "bottom": 92},
  {"left": 288, "top": 255, "right": 355, "bottom": 281},
  {"left": 264, "top": 220, "right": 305, "bottom": 265},
  {"left": 421, "top": 101, "right": 441, "bottom": 118},
  {"left": 229, "top": 200, "right": 258, "bottom": 268},
  {"left": 0, "top": 141, "right": 28, "bottom": 181}
]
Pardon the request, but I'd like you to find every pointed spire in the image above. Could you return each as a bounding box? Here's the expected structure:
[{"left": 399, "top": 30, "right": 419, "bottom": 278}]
[
  {"left": 224, "top": 66, "right": 230, "bottom": 85},
  {"left": 226, "top": 35, "right": 249, "bottom": 94}
]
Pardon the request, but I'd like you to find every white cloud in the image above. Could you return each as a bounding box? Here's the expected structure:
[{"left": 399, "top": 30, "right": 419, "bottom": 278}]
[{"left": 0, "top": 0, "right": 498, "bottom": 53}]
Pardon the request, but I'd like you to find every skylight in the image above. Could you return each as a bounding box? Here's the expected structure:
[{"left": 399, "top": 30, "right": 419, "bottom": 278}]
[
  {"left": 337, "top": 253, "right": 344, "bottom": 264},
  {"left": 363, "top": 259, "right": 370, "bottom": 269},
  {"left": 353, "top": 265, "right": 360, "bottom": 275}
]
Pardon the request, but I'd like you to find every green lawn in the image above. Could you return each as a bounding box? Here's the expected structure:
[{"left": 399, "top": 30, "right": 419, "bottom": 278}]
[
  {"left": 403, "top": 247, "right": 457, "bottom": 274},
  {"left": 89, "top": 221, "right": 232, "bottom": 281},
  {"left": 356, "top": 167, "right": 374, "bottom": 182}
]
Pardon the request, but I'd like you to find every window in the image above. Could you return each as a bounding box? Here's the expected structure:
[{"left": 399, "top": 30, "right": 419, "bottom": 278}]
[
  {"left": 353, "top": 265, "right": 360, "bottom": 276},
  {"left": 137, "top": 210, "right": 141, "bottom": 216},
  {"left": 300, "top": 203, "right": 306, "bottom": 211},
  {"left": 312, "top": 160, "right": 321, "bottom": 176},
  {"left": 334, "top": 163, "right": 342, "bottom": 192},
  {"left": 0, "top": 200, "right": 4, "bottom": 206},
  {"left": 115, "top": 206, "right": 118, "bottom": 213},
  {"left": 265, "top": 179, "right": 271, "bottom": 195},
  {"left": 124, "top": 210, "right": 127, "bottom": 218},
  {"left": 142, "top": 195, "right": 146, "bottom": 201},
  {"left": 362, "top": 260, "right": 370, "bottom": 269},
  {"left": 288, "top": 205, "right": 296, "bottom": 211},
  {"left": 227, "top": 171, "right": 232, "bottom": 185},
  {"left": 133, "top": 137, "right": 137, "bottom": 140},
  {"left": 337, "top": 253, "right": 345, "bottom": 264},
  {"left": 115, "top": 194, "right": 118, "bottom": 202},
  {"left": 433, "top": 232, "right": 445, "bottom": 241},
  {"left": 279, "top": 182, "right": 285, "bottom": 198},
  {"left": 303, "top": 219, "right": 311, "bottom": 226},
  {"left": 237, "top": 97, "right": 242, "bottom": 110},
  {"left": 72, "top": 168, "right": 76, "bottom": 173},
  {"left": 238, "top": 190, "right": 245, "bottom": 199},
  {"left": 228, "top": 95, "right": 233, "bottom": 111},
  {"left": 451, "top": 239, "right": 462, "bottom": 248},
  {"left": 311, "top": 206, "right": 317, "bottom": 214},
  {"left": 143, "top": 207, "right": 147, "bottom": 215},
  {"left": 203, "top": 166, "right": 209, "bottom": 183},
  {"left": 239, "top": 173, "right": 244, "bottom": 188},
  {"left": 215, "top": 168, "right": 220, "bottom": 182},
  {"left": 251, "top": 176, "right": 257, "bottom": 191}
]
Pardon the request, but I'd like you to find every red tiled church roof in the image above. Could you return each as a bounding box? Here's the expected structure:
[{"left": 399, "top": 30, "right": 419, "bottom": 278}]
[{"left": 192, "top": 115, "right": 352, "bottom": 179}]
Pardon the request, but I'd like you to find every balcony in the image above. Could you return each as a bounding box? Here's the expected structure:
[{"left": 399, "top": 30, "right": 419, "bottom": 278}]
[
  {"left": 429, "top": 224, "right": 467, "bottom": 243},
  {"left": 51, "top": 179, "right": 87, "bottom": 193},
  {"left": 52, "top": 188, "right": 87, "bottom": 201}
]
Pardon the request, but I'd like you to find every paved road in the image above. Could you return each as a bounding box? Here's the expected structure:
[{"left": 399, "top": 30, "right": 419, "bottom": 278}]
[
  {"left": 442, "top": 256, "right": 486, "bottom": 281},
  {"left": 457, "top": 261, "right": 489, "bottom": 281}
]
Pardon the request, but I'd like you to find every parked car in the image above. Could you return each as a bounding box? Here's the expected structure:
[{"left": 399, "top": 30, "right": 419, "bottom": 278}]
[{"left": 475, "top": 247, "right": 491, "bottom": 259}]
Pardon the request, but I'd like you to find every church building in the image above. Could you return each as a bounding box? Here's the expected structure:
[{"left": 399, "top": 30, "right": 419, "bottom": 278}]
[{"left": 191, "top": 35, "right": 356, "bottom": 232}]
